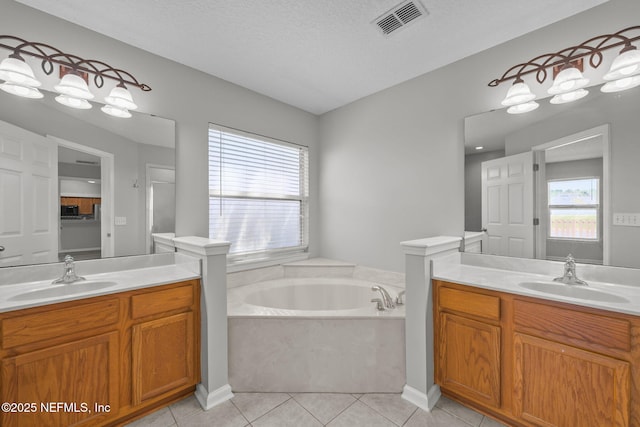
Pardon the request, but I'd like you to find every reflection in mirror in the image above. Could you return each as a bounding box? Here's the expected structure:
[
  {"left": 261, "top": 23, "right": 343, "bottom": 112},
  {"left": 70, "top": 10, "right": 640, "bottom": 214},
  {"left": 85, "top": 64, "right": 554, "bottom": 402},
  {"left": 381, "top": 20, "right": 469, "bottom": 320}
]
[
  {"left": 464, "top": 84, "right": 640, "bottom": 269},
  {"left": 0, "top": 89, "right": 175, "bottom": 268}
]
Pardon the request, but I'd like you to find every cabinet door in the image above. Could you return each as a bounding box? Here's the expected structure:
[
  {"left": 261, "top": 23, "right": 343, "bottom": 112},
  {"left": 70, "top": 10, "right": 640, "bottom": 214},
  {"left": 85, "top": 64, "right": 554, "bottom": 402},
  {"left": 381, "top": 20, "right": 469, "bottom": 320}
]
[
  {"left": 1, "top": 332, "right": 119, "bottom": 427},
  {"left": 438, "top": 313, "right": 501, "bottom": 407},
  {"left": 78, "top": 198, "right": 93, "bottom": 215},
  {"left": 513, "top": 333, "right": 630, "bottom": 427},
  {"left": 132, "top": 312, "right": 195, "bottom": 404}
]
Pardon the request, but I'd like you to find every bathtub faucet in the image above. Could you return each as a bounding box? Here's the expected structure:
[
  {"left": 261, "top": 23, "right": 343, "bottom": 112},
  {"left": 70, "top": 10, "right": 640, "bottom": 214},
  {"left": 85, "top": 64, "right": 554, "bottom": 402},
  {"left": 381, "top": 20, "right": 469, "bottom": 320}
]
[{"left": 371, "top": 285, "right": 395, "bottom": 310}]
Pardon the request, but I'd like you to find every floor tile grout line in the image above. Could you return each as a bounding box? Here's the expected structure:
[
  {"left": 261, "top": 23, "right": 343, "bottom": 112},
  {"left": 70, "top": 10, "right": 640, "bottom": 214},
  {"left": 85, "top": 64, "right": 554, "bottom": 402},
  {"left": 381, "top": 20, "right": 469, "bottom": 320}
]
[
  {"left": 357, "top": 397, "right": 417, "bottom": 427},
  {"left": 167, "top": 404, "right": 179, "bottom": 426},
  {"left": 311, "top": 394, "right": 361, "bottom": 426},
  {"left": 400, "top": 407, "right": 419, "bottom": 427},
  {"left": 241, "top": 395, "right": 294, "bottom": 424},
  {"left": 229, "top": 397, "right": 253, "bottom": 426},
  {"left": 288, "top": 394, "right": 327, "bottom": 426},
  {"left": 436, "top": 404, "right": 482, "bottom": 427}
]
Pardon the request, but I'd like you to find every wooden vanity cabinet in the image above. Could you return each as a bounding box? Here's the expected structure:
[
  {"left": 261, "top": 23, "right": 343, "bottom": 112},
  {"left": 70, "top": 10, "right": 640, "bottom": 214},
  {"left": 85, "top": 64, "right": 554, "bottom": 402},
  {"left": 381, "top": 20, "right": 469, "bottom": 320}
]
[
  {"left": 434, "top": 279, "right": 639, "bottom": 427},
  {"left": 435, "top": 286, "right": 502, "bottom": 407},
  {"left": 0, "top": 279, "right": 200, "bottom": 427},
  {"left": 130, "top": 284, "right": 198, "bottom": 405}
]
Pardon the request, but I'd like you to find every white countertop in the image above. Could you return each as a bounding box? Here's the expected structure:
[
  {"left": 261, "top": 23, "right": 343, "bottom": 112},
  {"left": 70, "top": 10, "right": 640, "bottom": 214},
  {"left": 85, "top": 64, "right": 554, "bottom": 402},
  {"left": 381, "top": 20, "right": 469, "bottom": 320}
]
[
  {"left": 433, "top": 258, "right": 640, "bottom": 317},
  {"left": 0, "top": 262, "right": 200, "bottom": 313}
]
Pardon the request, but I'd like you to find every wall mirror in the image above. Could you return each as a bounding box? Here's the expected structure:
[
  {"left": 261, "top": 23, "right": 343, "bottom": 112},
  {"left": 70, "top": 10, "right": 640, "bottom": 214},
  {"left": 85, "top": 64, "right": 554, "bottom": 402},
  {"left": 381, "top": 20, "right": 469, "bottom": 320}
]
[
  {"left": 464, "top": 83, "right": 640, "bottom": 269},
  {"left": 0, "top": 89, "right": 175, "bottom": 268}
]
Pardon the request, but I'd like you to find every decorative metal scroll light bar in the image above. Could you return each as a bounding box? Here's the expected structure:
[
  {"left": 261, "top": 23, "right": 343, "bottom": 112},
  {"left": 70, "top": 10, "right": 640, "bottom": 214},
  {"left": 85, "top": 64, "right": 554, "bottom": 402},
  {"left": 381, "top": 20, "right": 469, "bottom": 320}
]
[
  {"left": 489, "top": 26, "right": 640, "bottom": 114},
  {"left": 0, "top": 35, "right": 151, "bottom": 118}
]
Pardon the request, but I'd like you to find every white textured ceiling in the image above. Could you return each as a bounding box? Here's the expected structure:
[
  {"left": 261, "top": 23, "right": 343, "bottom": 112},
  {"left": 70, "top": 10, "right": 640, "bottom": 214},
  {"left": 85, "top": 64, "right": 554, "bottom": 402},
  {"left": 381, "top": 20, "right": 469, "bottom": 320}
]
[{"left": 16, "top": 0, "right": 607, "bottom": 114}]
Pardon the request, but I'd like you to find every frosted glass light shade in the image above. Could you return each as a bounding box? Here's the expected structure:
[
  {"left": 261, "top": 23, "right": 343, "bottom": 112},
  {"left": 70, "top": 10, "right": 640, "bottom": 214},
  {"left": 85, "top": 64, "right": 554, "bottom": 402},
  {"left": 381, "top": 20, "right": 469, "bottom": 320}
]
[
  {"left": 507, "top": 101, "right": 539, "bottom": 114},
  {"left": 104, "top": 85, "right": 137, "bottom": 110},
  {"left": 54, "top": 73, "right": 94, "bottom": 99},
  {"left": 501, "top": 81, "right": 536, "bottom": 106},
  {"left": 55, "top": 94, "right": 92, "bottom": 109},
  {"left": 603, "top": 47, "right": 640, "bottom": 81},
  {"left": 0, "top": 82, "right": 43, "bottom": 98},
  {"left": 550, "top": 88, "right": 589, "bottom": 104},
  {"left": 548, "top": 67, "right": 589, "bottom": 95},
  {"left": 0, "top": 56, "right": 42, "bottom": 87},
  {"left": 600, "top": 75, "right": 640, "bottom": 93},
  {"left": 101, "top": 104, "right": 132, "bottom": 118}
]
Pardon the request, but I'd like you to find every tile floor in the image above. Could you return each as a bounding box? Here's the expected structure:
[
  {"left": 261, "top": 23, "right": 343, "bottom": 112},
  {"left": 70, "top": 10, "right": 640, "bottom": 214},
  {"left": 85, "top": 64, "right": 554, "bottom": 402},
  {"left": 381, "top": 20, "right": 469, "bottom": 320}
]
[{"left": 125, "top": 393, "right": 507, "bottom": 427}]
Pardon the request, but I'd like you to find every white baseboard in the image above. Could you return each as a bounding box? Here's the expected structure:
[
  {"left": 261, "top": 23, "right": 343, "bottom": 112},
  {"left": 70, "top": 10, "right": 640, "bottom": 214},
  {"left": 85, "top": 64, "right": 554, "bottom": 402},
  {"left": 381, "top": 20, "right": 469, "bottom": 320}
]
[
  {"left": 401, "top": 384, "right": 441, "bottom": 412},
  {"left": 194, "top": 383, "right": 234, "bottom": 410}
]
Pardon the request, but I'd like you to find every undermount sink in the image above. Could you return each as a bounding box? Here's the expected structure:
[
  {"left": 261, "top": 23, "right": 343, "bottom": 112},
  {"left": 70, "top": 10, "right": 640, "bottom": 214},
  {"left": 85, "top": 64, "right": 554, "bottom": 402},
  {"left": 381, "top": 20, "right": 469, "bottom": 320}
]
[
  {"left": 518, "top": 281, "right": 629, "bottom": 303},
  {"left": 9, "top": 281, "right": 118, "bottom": 301}
]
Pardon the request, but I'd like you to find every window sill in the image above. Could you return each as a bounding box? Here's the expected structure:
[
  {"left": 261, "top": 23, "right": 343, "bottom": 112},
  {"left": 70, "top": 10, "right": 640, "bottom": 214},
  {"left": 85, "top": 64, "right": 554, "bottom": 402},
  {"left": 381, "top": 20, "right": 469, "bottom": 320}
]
[{"left": 226, "top": 252, "right": 310, "bottom": 273}]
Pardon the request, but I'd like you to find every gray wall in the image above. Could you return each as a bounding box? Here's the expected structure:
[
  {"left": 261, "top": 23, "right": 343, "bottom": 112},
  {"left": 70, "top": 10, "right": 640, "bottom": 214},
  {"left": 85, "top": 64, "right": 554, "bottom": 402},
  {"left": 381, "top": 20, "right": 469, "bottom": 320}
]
[
  {"left": 61, "top": 221, "right": 100, "bottom": 252},
  {"left": 546, "top": 158, "right": 603, "bottom": 263},
  {"left": 58, "top": 163, "right": 101, "bottom": 180},
  {"left": 464, "top": 150, "right": 505, "bottom": 232}
]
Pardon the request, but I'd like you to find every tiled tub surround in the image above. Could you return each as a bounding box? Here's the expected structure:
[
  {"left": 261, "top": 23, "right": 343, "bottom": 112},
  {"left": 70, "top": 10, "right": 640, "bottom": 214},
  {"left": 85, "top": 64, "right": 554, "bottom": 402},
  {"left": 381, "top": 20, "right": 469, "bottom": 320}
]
[
  {"left": 227, "top": 259, "right": 407, "bottom": 393},
  {"left": 434, "top": 252, "right": 640, "bottom": 316}
]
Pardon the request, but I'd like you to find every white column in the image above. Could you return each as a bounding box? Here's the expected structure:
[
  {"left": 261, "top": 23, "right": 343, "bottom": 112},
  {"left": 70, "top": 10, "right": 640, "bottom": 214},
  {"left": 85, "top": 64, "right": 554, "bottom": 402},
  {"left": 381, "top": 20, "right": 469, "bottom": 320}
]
[
  {"left": 400, "top": 236, "right": 462, "bottom": 411},
  {"left": 173, "top": 236, "right": 232, "bottom": 410}
]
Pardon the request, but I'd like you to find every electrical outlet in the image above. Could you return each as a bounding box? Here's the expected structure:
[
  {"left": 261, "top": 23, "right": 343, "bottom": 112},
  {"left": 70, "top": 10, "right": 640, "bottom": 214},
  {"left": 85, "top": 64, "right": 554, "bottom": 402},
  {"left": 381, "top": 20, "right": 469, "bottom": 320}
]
[
  {"left": 115, "top": 216, "right": 127, "bottom": 226},
  {"left": 613, "top": 213, "right": 640, "bottom": 226}
]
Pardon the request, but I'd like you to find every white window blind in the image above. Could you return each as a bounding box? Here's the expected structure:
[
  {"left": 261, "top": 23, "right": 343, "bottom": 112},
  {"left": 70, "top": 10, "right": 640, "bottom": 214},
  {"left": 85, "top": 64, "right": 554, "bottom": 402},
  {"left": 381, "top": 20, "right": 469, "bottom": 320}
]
[{"left": 208, "top": 125, "right": 309, "bottom": 258}]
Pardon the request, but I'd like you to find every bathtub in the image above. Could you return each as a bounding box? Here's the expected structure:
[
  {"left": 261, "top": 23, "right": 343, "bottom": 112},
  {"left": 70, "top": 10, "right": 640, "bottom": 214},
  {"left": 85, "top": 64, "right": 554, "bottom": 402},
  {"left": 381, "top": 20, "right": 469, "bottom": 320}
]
[{"left": 228, "top": 277, "right": 406, "bottom": 393}]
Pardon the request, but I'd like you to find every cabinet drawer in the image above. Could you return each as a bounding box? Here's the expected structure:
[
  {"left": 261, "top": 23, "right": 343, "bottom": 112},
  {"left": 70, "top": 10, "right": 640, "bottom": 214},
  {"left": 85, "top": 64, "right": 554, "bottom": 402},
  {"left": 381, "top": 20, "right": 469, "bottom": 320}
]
[
  {"left": 514, "top": 300, "right": 630, "bottom": 353},
  {"left": 131, "top": 283, "right": 195, "bottom": 320},
  {"left": 1, "top": 299, "right": 119, "bottom": 349},
  {"left": 439, "top": 286, "right": 500, "bottom": 321}
]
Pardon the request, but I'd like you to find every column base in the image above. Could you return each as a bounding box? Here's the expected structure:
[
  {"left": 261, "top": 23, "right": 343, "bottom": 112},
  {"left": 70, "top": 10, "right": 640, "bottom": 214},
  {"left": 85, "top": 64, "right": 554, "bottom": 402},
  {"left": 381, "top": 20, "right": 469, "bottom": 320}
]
[
  {"left": 401, "top": 384, "right": 441, "bottom": 412},
  {"left": 195, "top": 383, "right": 234, "bottom": 410}
]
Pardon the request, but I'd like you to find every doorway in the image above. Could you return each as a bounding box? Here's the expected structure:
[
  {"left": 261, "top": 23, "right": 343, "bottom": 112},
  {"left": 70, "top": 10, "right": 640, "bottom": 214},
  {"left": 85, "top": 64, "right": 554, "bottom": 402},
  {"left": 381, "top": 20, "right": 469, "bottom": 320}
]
[
  {"left": 50, "top": 136, "right": 115, "bottom": 259},
  {"left": 145, "top": 164, "right": 175, "bottom": 253},
  {"left": 532, "top": 124, "right": 610, "bottom": 265}
]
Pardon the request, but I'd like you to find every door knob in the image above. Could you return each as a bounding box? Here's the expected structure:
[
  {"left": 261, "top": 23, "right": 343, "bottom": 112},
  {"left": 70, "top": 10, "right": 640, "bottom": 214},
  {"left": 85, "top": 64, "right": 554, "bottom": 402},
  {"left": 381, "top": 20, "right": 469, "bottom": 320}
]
[{"left": 0, "top": 246, "right": 5, "bottom": 252}]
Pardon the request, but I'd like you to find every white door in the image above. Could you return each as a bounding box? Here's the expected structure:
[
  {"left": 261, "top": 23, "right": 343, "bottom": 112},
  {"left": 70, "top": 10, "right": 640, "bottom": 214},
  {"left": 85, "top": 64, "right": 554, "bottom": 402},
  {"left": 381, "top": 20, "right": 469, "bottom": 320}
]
[
  {"left": 481, "top": 151, "right": 534, "bottom": 258},
  {"left": 0, "top": 120, "right": 58, "bottom": 266}
]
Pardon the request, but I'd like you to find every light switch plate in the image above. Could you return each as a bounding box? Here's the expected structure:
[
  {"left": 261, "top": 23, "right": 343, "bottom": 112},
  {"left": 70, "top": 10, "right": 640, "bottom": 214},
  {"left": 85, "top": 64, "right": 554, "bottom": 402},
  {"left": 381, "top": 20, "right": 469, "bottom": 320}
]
[
  {"left": 613, "top": 213, "right": 640, "bottom": 226},
  {"left": 115, "top": 216, "right": 127, "bottom": 226}
]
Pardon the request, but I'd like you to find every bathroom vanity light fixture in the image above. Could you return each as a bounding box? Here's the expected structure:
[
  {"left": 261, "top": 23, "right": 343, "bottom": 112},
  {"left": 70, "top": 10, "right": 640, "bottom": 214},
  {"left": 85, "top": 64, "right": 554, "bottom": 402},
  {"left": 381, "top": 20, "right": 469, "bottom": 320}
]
[
  {"left": 0, "top": 35, "right": 150, "bottom": 118},
  {"left": 489, "top": 26, "right": 640, "bottom": 114}
]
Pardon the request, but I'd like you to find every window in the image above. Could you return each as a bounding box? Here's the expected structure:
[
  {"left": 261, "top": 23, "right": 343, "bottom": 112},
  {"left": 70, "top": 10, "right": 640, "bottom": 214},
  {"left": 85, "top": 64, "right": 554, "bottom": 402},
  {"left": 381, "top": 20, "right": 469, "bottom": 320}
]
[
  {"left": 548, "top": 178, "right": 599, "bottom": 240},
  {"left": 208, "top": 125, "right": 309, "bottom": 261}
]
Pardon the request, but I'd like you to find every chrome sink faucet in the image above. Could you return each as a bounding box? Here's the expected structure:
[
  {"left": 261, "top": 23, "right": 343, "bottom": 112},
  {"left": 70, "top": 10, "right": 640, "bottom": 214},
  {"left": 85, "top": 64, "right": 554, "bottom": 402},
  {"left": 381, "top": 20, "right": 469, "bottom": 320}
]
[
  {"left": 371, "top": 285, "right": 396, "bottom": 310},
  {"left": 52, "top": 255, "right": 86, "bottom": 284},
  {"left": 553, "top": 254, "right": 588, "bottom": 286}
]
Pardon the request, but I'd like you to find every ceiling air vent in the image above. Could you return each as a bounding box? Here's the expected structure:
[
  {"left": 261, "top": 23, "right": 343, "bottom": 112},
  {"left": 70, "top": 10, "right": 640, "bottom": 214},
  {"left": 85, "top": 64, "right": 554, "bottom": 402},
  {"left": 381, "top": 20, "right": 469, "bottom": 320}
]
[{"left": 373, "top": 1, "right": 427, "bottom": 36}]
